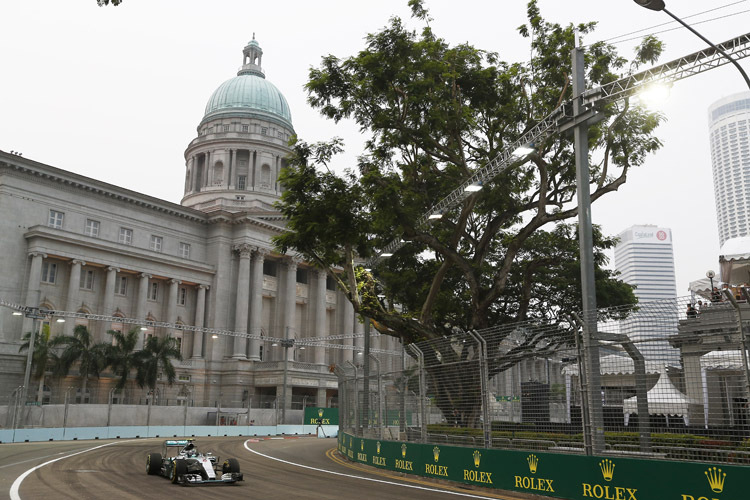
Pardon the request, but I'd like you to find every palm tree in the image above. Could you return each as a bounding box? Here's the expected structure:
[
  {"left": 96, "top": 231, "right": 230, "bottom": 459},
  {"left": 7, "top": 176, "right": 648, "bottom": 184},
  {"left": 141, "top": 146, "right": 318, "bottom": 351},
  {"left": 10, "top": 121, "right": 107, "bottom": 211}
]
[
  {"left": 18, "top": 323, "right": 58, "bottom": 403},
  {"left": 135, "top": 335, "right": 182, "bottom": 393},
  {"left": 51, "top": 324, "right": 108, "bottom": 400},
  {"left": 106, "top": 327, "right": 141, "bottom": 392}
]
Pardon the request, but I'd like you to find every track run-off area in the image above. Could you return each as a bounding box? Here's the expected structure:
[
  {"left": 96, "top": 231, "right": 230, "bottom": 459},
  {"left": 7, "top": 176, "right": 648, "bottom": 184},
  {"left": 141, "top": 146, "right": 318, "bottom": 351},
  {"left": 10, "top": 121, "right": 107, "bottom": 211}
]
[{"left": 0, "top": 436, "right": 531, "bottom": 500}]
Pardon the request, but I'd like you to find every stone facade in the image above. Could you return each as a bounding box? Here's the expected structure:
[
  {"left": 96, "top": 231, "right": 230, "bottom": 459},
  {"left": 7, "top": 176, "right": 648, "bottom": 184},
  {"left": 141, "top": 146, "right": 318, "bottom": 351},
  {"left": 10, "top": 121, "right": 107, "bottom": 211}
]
[{"left": 0, "top": 38, "right": 402, "bottom": 409}]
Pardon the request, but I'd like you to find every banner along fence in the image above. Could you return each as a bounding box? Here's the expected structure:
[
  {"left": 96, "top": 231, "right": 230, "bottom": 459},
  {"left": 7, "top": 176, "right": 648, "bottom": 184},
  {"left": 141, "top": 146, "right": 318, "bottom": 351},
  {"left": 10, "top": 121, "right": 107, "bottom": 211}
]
[{"left": 336, "top": 293, "right": 750, "bottom": 467}]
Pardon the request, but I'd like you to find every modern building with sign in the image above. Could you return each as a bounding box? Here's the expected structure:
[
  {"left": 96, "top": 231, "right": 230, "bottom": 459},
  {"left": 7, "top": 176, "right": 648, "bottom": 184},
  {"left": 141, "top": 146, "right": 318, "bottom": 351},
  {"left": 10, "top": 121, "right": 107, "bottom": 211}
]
[
  {"left": 614, "top": 225, "right": 677, "bottom": 302},
  {"left": 614, "top": 225, "right": 678, "bottom": 359},
  {"left": 709, "top": 91, "right": 750, "bottom": 247},
  {"left": 0, "top": 39, "right": 398, "bottom": 409}
]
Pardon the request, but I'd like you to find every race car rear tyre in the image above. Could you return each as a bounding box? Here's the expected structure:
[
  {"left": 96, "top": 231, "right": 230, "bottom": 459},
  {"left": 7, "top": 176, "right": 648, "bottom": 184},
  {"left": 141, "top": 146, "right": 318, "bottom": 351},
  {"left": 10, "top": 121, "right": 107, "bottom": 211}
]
[
  {"left": 171, "top": 460, "right": 187, "bottom": 484},
  {"left": 223, "top": 458, "right": 240, "bottom": 474},
  {"left": 146, "top": 453, "right": 162, "bottom": 475}
]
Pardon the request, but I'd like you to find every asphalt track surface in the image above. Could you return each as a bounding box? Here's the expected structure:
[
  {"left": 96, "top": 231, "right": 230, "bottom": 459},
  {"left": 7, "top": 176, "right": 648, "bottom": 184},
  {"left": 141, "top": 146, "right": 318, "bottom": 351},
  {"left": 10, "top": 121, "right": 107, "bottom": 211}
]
[{"left": 0, "top": 436, "right": 544, "bottom": 500}]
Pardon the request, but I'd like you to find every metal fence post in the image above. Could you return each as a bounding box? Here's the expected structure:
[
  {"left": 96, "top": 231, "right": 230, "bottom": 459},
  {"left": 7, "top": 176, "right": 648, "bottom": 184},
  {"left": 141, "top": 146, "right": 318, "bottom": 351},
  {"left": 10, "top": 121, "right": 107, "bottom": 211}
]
[
  {"left": 400, "top": 346, "right": 406, "bottom": 437},
  {"left": 409, "top": 344, "right": 427, "bottom": 443},
  {"left": 369, "top": 353, "right": 383, "bottom": 440},
  {"left": 469, "top": 330, "right": 492, "bottom": 449},
  {"left": 346, "top": 360, "right": 359, "bottom": 437},
  {"left": 723, "top": 289, "right": 750, "bottom": 399}
]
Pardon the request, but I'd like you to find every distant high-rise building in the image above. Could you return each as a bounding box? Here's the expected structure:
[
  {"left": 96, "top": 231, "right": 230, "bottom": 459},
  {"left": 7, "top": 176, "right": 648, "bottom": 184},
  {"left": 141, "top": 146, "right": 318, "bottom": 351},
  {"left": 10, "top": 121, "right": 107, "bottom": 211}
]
[
  {"left": 614, "top": 225, "right": 678, "bottom": 360},
  {"left": 708, "top": 91, "right": 750, "bottom": 247},
  {"left": 614, "top": 225, "right": 677, "bottom": 301}
]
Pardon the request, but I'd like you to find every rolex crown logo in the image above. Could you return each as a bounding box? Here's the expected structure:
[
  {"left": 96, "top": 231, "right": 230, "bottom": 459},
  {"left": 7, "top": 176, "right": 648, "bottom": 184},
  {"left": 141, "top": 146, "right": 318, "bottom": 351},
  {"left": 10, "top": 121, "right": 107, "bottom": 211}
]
[
  {"left": 473, "top": 450, "right": 481, "bottom": 468},
  {"left": 318, "top": 408, "right": 324, "bottom": 418},
  {"left": 377, "top": 441, "right": 381, "bottom": 454},
  {"left": 599, "top": 459, "right": 615, "bottom": 482},
  {"left": 433, "top": 446, "right": 440, "bottom": 462},
  {"left": 361, "top": 440, "right": 364, "bottom": 451},
  {"left": 401, "top": 443, "right": 407, "bottom": 458},
  {"left": 527, "top": 454, "right": 538, "bottom": 474},
  {"left": 705, "top": 466, "right": 726, "bottom": 493}
]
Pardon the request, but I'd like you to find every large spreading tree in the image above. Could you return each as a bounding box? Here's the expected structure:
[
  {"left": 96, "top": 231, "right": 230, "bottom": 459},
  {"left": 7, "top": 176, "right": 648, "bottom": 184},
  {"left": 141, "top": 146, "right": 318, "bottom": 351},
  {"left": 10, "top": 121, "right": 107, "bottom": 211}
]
[{"left": 275, "top": 1, "right": 662, "bottom": 425}]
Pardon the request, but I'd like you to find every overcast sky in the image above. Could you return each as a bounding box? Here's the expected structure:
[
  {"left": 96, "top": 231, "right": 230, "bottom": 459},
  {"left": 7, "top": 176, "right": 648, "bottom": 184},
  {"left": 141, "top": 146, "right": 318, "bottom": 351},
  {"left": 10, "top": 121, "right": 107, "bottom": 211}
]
[{"left": 1, "top": 0, "right": 749, "bottom": 297}]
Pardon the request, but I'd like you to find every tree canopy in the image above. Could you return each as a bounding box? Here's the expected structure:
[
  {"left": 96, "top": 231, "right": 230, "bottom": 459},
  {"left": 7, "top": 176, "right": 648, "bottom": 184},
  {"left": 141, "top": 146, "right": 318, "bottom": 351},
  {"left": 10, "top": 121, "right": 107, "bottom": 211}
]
[{"left": 275, "top": 0, "right": 660, "bottom": 350}]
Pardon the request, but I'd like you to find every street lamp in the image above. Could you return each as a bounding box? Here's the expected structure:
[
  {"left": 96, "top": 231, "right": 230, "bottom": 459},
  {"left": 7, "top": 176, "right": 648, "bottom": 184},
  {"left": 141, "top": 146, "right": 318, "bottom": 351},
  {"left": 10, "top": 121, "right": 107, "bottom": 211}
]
[
  {"left": 17, "top": 307, "right": 49, "bottom": 428},
  {"left": 706, "top": 269, "right": 716, "bottom": 292},
  {"left": 633, "top": 1, "right": 750, "bottom": 91}
]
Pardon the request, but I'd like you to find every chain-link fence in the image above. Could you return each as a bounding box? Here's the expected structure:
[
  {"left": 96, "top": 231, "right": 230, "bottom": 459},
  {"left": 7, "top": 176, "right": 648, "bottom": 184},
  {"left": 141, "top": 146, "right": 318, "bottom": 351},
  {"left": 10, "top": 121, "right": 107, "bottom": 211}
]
[{"left": 337, "top": 289, "right": 750, "bottom": 464}]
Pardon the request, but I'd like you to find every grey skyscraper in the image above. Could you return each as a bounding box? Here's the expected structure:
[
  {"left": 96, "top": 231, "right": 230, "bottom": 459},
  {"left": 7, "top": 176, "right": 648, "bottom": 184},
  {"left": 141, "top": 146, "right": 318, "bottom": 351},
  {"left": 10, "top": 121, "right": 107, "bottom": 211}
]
[
  {"left": 614, "top": 225, "right": 677, "bottom": 302},
  {"left": 708, "top": 92, "right": 750, "bottom": 247},
  {"left": 614, "top": 225, "right": 678, "bottom": 360}
]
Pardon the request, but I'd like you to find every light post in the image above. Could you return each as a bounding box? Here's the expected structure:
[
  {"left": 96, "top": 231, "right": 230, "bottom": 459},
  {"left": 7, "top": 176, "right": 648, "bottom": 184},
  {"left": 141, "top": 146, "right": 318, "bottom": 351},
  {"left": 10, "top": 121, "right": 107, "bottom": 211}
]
[
  {"left": 707, "top": 270, "right": 716, "bottom": 299},
  {"left": 572, "top": 40, "right": 606, "bottom": 455},
  {"left": 280, "top": 329, "right": 294, "bottom": 425},
  {"left": 633, "top": 1, "right": 750, "bottom": 91},
  {"left": 20, "top": 308, "right": 46, "bottom": 407}
]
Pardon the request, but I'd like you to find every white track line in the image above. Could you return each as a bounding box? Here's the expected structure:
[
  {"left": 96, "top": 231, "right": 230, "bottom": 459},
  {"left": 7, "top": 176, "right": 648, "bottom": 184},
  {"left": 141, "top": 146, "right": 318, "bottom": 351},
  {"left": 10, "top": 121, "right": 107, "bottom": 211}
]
[
  {"left": 10, "top": 440, "right": 136, "bottom": 500},
  {"left": 243, "top": 440, "right": 495, "bottom": 499}
]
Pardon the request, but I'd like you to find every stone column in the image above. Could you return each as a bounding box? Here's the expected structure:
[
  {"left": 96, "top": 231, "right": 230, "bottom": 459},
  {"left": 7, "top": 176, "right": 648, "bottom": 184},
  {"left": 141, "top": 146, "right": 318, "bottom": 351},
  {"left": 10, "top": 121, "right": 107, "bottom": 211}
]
[
  {"left": 185, "top": 156, "right": 193, "bottom": 193},
  {"left": 314, "top": 270, "right": 327, "bottom": 365},
  {"left": 135, "top": 273, "right": 152, "bottom": 350},
  {"left": 228, "top": 149, "right": 235, "bottom": 189},
  {"left": 166, "top": 278, "right": 181, "bottom": 323},
  {"left": 204, "top": 151, "right": 211, "bottom": 187},
  {"left": 316, "top": 387, "right": 327, "bottom": 408},
  {"left": 341, "top": 292, "right": 354, "bottom": 365},
  {"left": 282, "top": 257, "right": 300, "bottom": 361},
  {"left": 192, "top": 285, "right": 208, "bottom": 359},
  {"left": 248, "top": 248, "right": 267, "bottom": 361},
  {"left": 23, "top": 252, "right": 46, "bottom": 334},
  {"left": 64, "top": 260, "right": 85, "bottom": 335},
  {"left": 233, "top": 244, "right": 252, "bottom": 359},
  {"left": 222, "top": 149, "right": 230, "bottom": 188},
  {"left": 101, "top": 266, "right": 119, "bottom": 341}
]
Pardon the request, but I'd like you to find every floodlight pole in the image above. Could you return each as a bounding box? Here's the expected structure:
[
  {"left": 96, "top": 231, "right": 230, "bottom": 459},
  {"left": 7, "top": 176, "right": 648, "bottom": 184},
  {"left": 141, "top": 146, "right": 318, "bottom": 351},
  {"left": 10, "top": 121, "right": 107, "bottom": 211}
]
[{"left": 572, "top": 42, "right": 605, "bottom": 455}]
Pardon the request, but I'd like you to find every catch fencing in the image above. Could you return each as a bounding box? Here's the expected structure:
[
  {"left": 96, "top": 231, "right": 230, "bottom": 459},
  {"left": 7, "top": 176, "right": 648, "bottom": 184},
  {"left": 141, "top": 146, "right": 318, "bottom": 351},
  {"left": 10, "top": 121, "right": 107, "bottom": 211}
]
[{"left": 336, "top": 290, "right": 750, "bottom": 464}]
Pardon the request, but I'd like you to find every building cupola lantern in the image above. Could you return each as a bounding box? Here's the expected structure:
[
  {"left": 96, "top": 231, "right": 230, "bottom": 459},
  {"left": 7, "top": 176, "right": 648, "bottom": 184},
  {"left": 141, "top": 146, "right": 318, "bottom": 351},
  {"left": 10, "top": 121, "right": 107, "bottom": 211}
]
[{"left": 240, "top": 34, "right": 264, "bottom": 78}]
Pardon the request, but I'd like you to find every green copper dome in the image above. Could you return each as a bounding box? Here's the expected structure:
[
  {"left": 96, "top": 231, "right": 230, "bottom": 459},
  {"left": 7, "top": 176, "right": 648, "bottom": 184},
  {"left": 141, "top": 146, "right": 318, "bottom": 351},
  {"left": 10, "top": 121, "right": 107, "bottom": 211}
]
[
  {"left": 203, "top": 75, "right": 292, "bottom": 128},
  {"left": 202, "top": 38, "right": 293, "bottom": 129}
]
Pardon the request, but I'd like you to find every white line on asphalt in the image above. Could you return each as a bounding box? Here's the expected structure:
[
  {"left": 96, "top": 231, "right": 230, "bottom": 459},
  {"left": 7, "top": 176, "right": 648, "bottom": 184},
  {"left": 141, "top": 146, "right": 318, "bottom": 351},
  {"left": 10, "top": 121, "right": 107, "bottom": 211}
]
[
  {"left": 243, "top": 441, "right": 494, "bottom": 499},
  {"left": 9, "top": 440, "right": 136, "bottom": 500},
  {"left": 0, "top": 451, "right": 69, "bottom": 469}
]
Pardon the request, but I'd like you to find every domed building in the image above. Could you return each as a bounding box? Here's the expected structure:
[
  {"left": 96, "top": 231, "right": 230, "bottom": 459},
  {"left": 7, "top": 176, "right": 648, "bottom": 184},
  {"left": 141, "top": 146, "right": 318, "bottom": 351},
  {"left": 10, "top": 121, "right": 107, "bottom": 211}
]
[
  {"left": 182, "top": 37, "right": 295, "bottom": 212},
  {"left": 0, "top": 39, "right": 399, "bottom": 425}
]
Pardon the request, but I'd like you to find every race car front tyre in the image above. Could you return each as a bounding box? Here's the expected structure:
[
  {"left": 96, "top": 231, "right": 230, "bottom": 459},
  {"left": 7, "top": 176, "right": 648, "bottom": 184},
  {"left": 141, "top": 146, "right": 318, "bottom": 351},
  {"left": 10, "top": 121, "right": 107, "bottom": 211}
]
[
  {"left": 146, "top": 453, "right": 162, "bottom": 475},
  {"left": 222, "top": 458, "right": 240, "bottom": 474},
  {"left": 170, "top": 460, "right": 187, "bottom": 484}
]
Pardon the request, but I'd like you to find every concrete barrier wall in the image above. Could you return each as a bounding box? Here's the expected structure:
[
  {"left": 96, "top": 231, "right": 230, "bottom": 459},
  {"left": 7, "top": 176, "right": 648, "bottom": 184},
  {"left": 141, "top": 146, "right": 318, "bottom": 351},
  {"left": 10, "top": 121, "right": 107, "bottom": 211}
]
[
  {"left": 0, "top": 424, "right": 338, "bottom": 443},
  {"left": 1, "top": 403, "right": 304, "bottom": 428}
]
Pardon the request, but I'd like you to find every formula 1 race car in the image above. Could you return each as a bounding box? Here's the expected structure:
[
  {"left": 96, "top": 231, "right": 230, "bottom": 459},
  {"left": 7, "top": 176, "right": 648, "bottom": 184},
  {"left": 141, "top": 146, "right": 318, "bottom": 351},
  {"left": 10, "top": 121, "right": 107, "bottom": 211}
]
[{"left": 146, "top": 439, "right": 243, "bottom": 485}]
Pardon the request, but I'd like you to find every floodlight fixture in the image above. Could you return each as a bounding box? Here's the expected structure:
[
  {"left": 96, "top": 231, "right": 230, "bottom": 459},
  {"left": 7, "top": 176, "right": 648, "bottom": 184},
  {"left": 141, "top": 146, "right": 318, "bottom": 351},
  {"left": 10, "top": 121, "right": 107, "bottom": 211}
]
[{"left": 512, "top": 144, "right": 535, "bottom": 156}]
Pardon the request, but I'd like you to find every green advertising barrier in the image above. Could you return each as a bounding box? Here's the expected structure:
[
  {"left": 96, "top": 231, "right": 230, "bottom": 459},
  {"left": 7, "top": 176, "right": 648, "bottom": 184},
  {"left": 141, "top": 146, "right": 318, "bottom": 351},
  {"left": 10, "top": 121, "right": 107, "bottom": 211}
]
[
  {"left": 338, "top": 432, "right": 749, "bottom": 500},
  {"left": 304, "top": 407, "right": 339, "bottom": 425}
]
